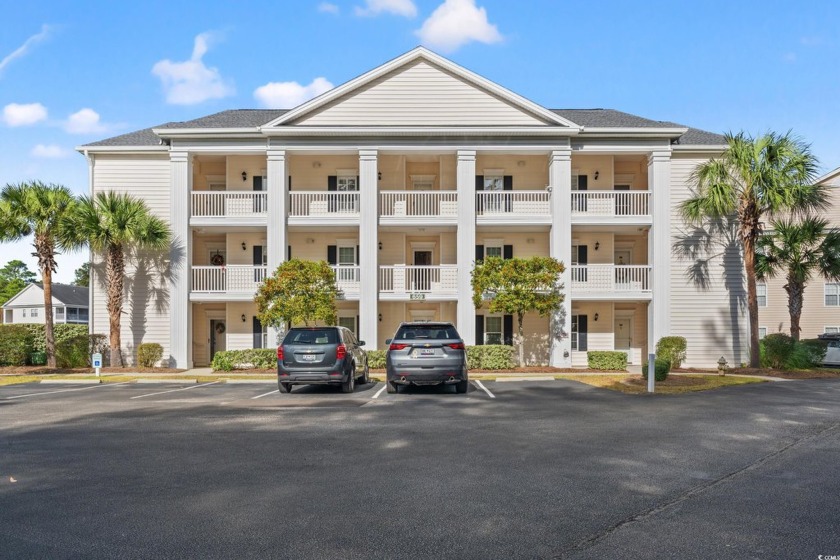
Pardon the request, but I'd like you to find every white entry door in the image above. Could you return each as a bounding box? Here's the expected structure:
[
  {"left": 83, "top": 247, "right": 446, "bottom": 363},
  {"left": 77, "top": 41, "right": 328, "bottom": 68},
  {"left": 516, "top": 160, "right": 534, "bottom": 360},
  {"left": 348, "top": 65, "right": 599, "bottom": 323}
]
[{"left": 615, "top": 317, "right": 633, "bottom": 360}]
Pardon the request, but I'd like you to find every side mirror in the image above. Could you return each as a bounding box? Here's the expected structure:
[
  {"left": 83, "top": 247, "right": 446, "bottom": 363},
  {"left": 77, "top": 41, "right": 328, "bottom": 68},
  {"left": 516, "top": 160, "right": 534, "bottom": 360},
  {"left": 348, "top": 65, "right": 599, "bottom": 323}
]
[
  {"left": 359, "top": 340, "right": 366, "bottom": 347},
  {"left": 385, "top": 338, "right": 392, "bottom": 346}
]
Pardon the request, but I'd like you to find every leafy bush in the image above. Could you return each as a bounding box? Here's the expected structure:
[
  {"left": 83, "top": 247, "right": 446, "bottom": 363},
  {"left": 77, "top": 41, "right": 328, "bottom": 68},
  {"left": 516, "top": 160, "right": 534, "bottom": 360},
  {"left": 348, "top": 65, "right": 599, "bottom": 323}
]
[
  {"left": 30, "top": 351, "right": 47, "bottom": 366},
  {"left": 137, "top": 343, "right": 164, "bottom": 367},
  {"left": 211, "top": 349, "right": 277, "bottom": 371},
  {"left": 0, "top": 325, "right": 33, "bottom": 365},
  {"left": 761, "top": 333, "right": 796, "bottom": 369},
  {"left": 642, "top": 358, "right": 670, "bottom": 381},
  {"left": 656, "top": 336, "right": 687, "bottom": 369},
  {"left": 22, "top": 324, "right": 89, "bottom": 353},
  {"left": 366, "top": 350, "right": 386, "bottom": 369},
  {"left": 587, "top": 351, "right": 628, "bottom": 371},
  {"left": 55, "top": 335, "right": 89, "bottom": 368},
  {"left": 464, "top": 345, "right": 515, "bottom": 370}
]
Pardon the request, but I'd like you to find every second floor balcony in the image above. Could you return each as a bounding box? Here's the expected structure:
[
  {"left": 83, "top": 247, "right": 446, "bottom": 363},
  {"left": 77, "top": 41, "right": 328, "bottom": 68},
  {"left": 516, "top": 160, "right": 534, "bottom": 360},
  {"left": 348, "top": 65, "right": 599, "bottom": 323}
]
[
  {"left": 190, "top": 192, "right": 267, "bottom": 227},
  {"left": 191, "top": 265, "right": 267, "bottom": 301},
  {"left": 380, "top": 191, "right": 458, "bottom": 225},
  {"left": 288, "top": 192, "right": 360, "bottom": 226},
  {"left": 571, "top": 191, "right": 651, "bottom": 224},
  {"left": 476, "top": 191, "right": 552, "bottom": 225},
  {"left": 379, "top": 265, "right": 458, "bottom": 300},
  {"left": 570, "top": 265, "right": 652, "bottom": 300}
]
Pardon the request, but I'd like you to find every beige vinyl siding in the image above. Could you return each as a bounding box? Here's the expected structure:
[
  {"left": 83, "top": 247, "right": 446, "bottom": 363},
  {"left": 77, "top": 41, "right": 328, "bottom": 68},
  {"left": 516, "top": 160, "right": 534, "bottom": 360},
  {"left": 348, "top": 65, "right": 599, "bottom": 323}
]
[
  {"left": 670, "top": 154, "right": 747, "bottom": 367},
  {"left": 293, "top": 60, "right": 551, "bottom": 127},
  {"left": 91, "top": 154, "right": 171, "bottom": 364}
]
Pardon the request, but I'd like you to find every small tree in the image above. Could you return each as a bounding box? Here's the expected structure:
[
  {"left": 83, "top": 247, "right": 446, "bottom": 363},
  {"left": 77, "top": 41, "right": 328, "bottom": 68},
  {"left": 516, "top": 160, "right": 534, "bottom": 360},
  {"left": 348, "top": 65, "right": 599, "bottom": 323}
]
[
  {"left": 0, "top": 259, "right": 37, "bottom": 305},
  {"left": 256, "top": 259, "right": 339, "bottom": 330},
  {"left": 471, "top": 256, "right": 565, "bottom": 366},
  {"left": 72, "top": 262, "right": 91, "bottom": 287}
]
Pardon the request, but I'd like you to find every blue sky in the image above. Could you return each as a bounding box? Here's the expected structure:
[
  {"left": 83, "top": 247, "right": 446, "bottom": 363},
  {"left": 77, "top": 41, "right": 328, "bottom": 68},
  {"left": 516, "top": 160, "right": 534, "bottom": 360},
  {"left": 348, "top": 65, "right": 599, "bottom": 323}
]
[{"left": 2, "top": 0, "right": 838, "bottom": 282}]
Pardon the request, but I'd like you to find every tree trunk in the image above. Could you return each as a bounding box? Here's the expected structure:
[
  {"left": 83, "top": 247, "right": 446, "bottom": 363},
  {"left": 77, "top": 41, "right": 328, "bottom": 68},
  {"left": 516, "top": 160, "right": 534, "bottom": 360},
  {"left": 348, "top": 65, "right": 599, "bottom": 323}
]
[
  {"left": 742, "top": 235, "right": 760, "bottom": 368},
  {"left": 106, "top": 244, "right": 126, "bottom": 367},
  {"left": 35, "top": 234, "right": 57, "bottom": 368},
  {"left": 785, "top": 277, "right": 804, "bottom": 341},
  {"left": 517, "top": 312, "right": 525, "bottom": 367}
]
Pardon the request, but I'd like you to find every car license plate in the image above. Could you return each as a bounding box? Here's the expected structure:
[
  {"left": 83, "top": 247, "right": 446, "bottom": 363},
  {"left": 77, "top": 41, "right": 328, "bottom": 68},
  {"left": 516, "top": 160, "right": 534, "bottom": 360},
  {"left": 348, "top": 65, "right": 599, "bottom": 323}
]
[
  {"left": 301, "top": 354, "right": 318, "bottom": 362},
  {"left": 419, "top": 349, "right": 435, "bottom": 356}
]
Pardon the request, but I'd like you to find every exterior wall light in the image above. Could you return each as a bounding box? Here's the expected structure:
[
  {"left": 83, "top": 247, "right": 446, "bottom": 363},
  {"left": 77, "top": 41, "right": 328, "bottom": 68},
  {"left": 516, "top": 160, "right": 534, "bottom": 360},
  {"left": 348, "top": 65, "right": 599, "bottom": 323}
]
[
  {"left": 241, "top": 242, "right": 247, "bottom": 251},
  {"left": 241, "top": 314, "right": 247, "bottom": 322},
  {"left": 241, "top": 171, "right": 247, "bottom": 182}
]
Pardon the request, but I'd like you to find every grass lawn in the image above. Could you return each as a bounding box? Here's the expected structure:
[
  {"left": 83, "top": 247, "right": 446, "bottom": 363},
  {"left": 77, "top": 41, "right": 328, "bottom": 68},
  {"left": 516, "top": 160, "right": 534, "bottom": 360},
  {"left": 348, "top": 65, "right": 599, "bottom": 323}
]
[{"left": 559, "top": 374, "right": 767, "bottom": 394}]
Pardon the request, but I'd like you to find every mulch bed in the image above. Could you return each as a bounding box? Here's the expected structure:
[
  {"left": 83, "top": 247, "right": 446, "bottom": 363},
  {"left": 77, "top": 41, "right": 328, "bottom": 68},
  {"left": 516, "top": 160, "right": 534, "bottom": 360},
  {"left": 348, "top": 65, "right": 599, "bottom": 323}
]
[
  {"left": 673, "top": 367, "right": 840, "bottom": 379},
  {"left": 623, "top": 376, "right": 707, "bottom": 388},
  {"left": 0, "top": 366, "right": 185, "bottom": 375}
]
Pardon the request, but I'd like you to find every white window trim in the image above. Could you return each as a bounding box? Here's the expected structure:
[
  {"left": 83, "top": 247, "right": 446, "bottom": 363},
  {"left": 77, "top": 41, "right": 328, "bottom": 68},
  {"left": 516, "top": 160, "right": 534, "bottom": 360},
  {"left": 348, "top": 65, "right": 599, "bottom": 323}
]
[
  {"left": 758, "top": 326, "right": 767, "bottom": 339},
  {"left": 825, "top": 283, "right": 840, "bottom": 307},
  {"left": 571, "top": 314, "right": 580, "bottom": 351},
  {"left": 757, "top": 282, "right": 768, "bottom": 308},
  {"left": 484, "top": 314, "right": 505, "bottom": 345},
  {"left": 824, "top": 326, "right": 840, "bottom": 334}
]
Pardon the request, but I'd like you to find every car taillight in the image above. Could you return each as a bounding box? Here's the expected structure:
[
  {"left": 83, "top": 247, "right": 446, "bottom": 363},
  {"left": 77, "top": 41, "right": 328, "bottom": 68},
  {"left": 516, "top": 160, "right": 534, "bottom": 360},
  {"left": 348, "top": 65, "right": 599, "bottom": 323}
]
[
  {"left": 277, "top": 346, "right": 284, "bottom": 360},
  {"left": 336, "top": 344, "right": 347, "bottom": 359},
  {"left": 389, "top": 343, "right": 408, "bottom": 351},
  {"left": 448, "top": 343, "right": 465, "bottom": 350}
]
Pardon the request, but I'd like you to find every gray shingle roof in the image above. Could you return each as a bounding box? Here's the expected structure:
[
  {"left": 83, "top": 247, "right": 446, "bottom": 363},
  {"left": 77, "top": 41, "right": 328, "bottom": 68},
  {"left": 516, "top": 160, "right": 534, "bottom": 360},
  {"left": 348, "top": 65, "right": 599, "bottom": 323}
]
[
  {"left": 83, "top": 126, "right": 167, "bottom": 147},
  {"left": 156, "top": 109, "right": 288, "bottom": 129},
  {"left": 552, "top": 109, "right": 681, "bottom": 128},
  {"left": 34, "top": 283, "right": 89, "bottom": 306},
  {"left": 673, "top": 127, "right": 727, "bottom": 146}
]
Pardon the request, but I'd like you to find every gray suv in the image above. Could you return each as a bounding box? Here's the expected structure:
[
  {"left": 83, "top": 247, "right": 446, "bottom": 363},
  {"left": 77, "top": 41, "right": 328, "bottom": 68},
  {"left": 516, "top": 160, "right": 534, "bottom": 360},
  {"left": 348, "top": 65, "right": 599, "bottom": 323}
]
[
  {"left": 277, "top": 326, "right": 369, "bottom": 393},
  {"left": 385, "top": 322, "right": 468, "bottom": 394}
]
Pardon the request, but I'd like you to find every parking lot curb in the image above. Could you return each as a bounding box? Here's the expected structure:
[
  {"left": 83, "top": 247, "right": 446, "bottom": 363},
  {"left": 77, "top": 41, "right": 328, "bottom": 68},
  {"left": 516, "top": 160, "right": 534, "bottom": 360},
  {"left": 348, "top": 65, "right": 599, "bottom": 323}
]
[
  {"left": 39, "top": 379, "right": 102, "bottom": 385},
  {"left": 225, "top": 379, "right": 275, "bottom": 384},
  {"left": 135, "top": 378, "right": 199, "bottom": 384},
  {"left": 495, "top": 376, "right": 555, "bottom": 382}
]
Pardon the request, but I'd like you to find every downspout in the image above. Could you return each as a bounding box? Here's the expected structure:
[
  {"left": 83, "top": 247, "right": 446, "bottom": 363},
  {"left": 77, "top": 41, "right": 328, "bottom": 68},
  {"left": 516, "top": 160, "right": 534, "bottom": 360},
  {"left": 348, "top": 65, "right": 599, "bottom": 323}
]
[{"left": 84, "top": 149, "right": 94, "bottom": 337}]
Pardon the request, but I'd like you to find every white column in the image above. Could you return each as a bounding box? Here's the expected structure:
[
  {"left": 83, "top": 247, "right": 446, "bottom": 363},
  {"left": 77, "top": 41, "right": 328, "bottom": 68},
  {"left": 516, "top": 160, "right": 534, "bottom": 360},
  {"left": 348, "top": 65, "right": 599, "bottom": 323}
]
[
  {"left": 169, "top": 151, "right": 192, "bottom": 368},
  {"left": 359, "top": 149, "right": 379, "bottom": 349},
  {"left": 266, "top": 149, "right": 288, "bottom": 346},
  {"left": 456, "top": 149, "right": 477, "bottom": 345},
  {"left": 549, "top": 147, "right": 572, "bottom": 367},
  {"left": 648, "top": 150, "right": 672, "bottom": 352}
]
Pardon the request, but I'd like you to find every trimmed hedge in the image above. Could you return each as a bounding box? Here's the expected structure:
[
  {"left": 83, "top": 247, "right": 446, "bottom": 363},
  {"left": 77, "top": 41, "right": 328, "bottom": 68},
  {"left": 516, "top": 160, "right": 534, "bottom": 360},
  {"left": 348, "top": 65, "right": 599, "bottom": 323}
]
[
  {"left": 0, "top": 325, "right": 34, "bottom": 365},
  {"left": 21, "top": 324, "right": 89, "bottom": 353},
  {"left": 55, "top": 335, "right": 90, "bottom": 368},
  {"left": 587, "top": 351, "right": 628, "bottom": 371},
  {"left": 211, "top": 349, "right": 277, "bottom": 371},
  {"left": 642, "top": 358, "right": 670, "bottom": 381},
  {"left": 466, "top": 345, "right": 515, "bottom": 370},
  {"left": 656, "top": 336, "right": 687, "bottom": 369},
  {"left": 366, "top": 350, "right": 386, "bottom": 369},
  {"left": 137, "top": 343, "right": 164, "bottom": 367}
]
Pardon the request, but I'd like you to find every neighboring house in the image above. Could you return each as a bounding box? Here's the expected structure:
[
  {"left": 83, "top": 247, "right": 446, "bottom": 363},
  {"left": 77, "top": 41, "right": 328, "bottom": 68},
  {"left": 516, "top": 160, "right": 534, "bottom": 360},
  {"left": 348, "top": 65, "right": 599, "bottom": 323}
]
[
  {"left": 78, "top": 47, "right": 742, "bottom": 368},
  {"left": 2, "top": 283, "right": 89, "bottom": 325},
  {"left": 758, "top": 166, "right": 840, "bottom": 340}
]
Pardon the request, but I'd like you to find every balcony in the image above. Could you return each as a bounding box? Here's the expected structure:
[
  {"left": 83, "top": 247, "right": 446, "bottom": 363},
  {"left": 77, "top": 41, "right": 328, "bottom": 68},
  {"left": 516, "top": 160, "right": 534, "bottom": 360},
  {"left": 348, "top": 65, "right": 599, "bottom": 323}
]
[
  {"left": 476, "top": 191, "right": 552, "bottom": 225},
  {"left": 288, "top": 192, "right": 360, "bottom": 226},
  {"left": 571, "top": 191, "right": 651, "bottom": 224},
  {"left": 570, "top": 265, "right": 652, "bottom": 300},
  {"left": 380, "top": 191, "right": 458, "bottom": 225},
  {"left": 379, "top": 265, "right": 458, "bottom": 300},
  {"left": 190, "top": 265, "right": 267, "bottom": 301},
  {"left": 332, "top": 265, "right": 361, "bottom": 300},
  {"left": 190, "top": 192, "right": 267, "bottom": 227}
]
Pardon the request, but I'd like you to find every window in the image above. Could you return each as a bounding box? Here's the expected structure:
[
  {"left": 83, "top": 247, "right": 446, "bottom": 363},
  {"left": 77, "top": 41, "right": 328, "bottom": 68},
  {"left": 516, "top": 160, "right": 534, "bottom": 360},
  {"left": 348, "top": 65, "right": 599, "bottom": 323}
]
[
  {"left": 485, "top": 316, "right": 503, "bottom": 345},
  {"left": 30, "top": 308, "right": 38, "bottom": 318},
  {"left": 571, "top": 315, "right": 579, "bottom": 351},
  {"left": 826, "top": 283, "right": 840, "bottom": 306},
  {"left": 571, "top": 245, "right": 580, "bottom": 265},
  {"left": 337, "top": 175, "right": 357, "bottom": 192},
  {"left": 336, "top": 245, "right": 359, "bottom": 283},
  {"left": 338, "top": 316, "right": 357, "bottom": 337},
  {"left": 485, "top": 246, "right": 502, "bottom": 259},
  {"left": 759, "top": 327, "right": 767, "bottom": 339},
  {"left": 483, "top": 175, "right": 504, "bottom": 191},
  {"left": 757, "top": 282, "right": 767, "bottom": 307},
  {"left": 56, "top": 307, "right": 65, "bottom": 318},
  {"left": 79, "top": 309, "right": 89, "bottom": 321},
  {"left": 825, "top": 327, "right": 840, "bottom": 334},
  {"left": 22, "top": 309, "right": 26, "bottom": 318}
]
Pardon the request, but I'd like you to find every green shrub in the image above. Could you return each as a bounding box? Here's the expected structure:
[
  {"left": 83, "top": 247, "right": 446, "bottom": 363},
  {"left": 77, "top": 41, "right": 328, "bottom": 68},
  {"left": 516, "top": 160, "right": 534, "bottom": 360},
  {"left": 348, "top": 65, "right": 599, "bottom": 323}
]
[
  {"left": 587, "top": 351, "right": 628, "bottom": 371},
  {"left": 0, "top": 325, "right": 34, "bottom": 365},
  {"left": 761, "top": 333, "right": 796, "bottom": 369},
  {"left": 797, "top": 338, "right": 828, "bottom": 368},
  {"left": 210, "top": 349, "right": 277, "bottom": 371},
  {"left": 55, "top": 335, "right": 89, "bottom": 368},
  {"left": 30, "top": 351, "right": 47, "bottom": 366},
  {"left": 22, "top": 324, "right": 89, "bottom": 354},
  {"left": 642, "top": 358, "right": 670, "bottom": 381},
  {"left": 366, "top": 350, "right": 386, "bottom": 369},
  {"left": 465, "top": 345, "right": 482, "bottom": 370},
  {"left": 137, "top": 343, "right": 164, "bottom": 367},
  {"left": 464, "top": 345, "right": 515, "bottom": 370},
  {"left": 656, "top": 336, "right": 687, "bottom": 369}
]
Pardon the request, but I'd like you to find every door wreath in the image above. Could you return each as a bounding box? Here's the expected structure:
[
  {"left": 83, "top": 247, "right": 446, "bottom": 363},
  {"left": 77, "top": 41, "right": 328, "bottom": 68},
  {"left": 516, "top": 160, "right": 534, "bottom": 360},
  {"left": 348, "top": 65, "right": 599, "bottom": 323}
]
[
  {"left": 210, "top": 252, "right": 226, "bottom": 266},
  {"left": 215, "top": 323, "right": 226, "bottom": 334}
]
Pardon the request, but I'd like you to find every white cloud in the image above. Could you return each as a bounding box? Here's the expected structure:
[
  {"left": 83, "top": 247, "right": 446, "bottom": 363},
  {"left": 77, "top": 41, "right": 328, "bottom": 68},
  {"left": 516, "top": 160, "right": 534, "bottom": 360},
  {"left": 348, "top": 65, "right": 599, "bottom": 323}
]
[
  {"left": 2, "top": 102, "right": 48, "bottom": 126},
  {"left": 63, "top": 108, "right": 109, "bottom": 134},
  {"left": 253, "top": 77, "right": 334, "bottom": 109},
  {"left": 355, "top": 0, "right": 417, "bottom": 17},
  {"left": 415, "top": 0, "right": 503, "bottom": 53},
  {"left": 0, "top": 24, "right": 51, "bottom": 77},
  {"left": 782, "top": 52, "right": 797, "bottom": 63},
  {"left": 318, "top": 2, "right": 340, "bottom": 14},
  {"left": 151, "top": 32, "right": 235, "bottom": 105},
  {"left": 31, "top": 144, "right": 70, "bottom": 158}
]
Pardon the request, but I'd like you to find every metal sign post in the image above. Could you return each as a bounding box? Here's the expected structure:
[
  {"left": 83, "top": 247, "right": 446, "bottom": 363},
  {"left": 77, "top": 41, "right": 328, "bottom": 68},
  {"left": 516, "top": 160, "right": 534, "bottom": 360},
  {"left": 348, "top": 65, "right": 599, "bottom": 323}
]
[
  {"left": 92, "top": 353, "right": 103, "bottom": 378},
  {"left": 647, "top": 352, "right": 655, "bottom": 393}
]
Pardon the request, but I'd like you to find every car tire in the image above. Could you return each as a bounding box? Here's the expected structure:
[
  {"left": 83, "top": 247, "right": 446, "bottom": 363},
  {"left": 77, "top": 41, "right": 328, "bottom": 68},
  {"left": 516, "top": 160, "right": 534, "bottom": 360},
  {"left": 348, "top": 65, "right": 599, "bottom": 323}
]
[
  {"left": 455, "top": 379, "right": 469, "bottom": 394},
  {"left": 279, "top": 382, "right": 292, "bottom": 393},
  {"left": 386, "top": 380, "right": 397, "bottom": 394},
  {"left": 357, "top": 362, "right": 368, "bottom": 385},
  {"left": 342, "top": 367, "right": 355, "bottom": 393}
]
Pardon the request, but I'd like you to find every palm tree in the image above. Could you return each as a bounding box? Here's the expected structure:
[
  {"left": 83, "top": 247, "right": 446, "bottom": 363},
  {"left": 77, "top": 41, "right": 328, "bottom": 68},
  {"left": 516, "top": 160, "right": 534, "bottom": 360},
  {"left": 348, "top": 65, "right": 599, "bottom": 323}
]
[
  {"left": 756, "top": 216, "right": 840, "bottom": 340},
  {"left": 65, "top": 192, "right": 170, "bottom": 367},
  {"left": 0, "top": 182, "right": 76, "bottom": 367},
  {"left": 680, "top": 131, "right": 825, "bottom": 367}
]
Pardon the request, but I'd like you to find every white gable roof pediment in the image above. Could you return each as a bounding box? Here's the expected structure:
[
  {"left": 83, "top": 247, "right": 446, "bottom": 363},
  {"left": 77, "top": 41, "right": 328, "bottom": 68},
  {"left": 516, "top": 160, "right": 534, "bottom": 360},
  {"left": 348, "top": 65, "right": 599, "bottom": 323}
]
[{"left": 264, "top": 47, "right": 579, "bottom": 130}]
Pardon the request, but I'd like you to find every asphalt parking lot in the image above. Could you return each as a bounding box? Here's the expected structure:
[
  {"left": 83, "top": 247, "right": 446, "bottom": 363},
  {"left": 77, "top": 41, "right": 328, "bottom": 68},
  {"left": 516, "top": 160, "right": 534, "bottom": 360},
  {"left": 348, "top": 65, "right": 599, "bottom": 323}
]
[{"left": 1, "top": 378, "right": 839, "bottom": 559}]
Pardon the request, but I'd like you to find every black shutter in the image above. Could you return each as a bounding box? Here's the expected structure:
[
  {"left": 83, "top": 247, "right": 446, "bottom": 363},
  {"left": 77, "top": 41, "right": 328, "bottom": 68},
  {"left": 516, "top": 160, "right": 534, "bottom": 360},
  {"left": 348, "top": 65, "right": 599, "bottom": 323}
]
[
  {"left": 253, "top": 176, "right": 263, "bottom": 191},
  {"left": 475, "top": 245, "right": 484, "bottom": 263},
  {"left": 356, "top": 176, "right": 360, "bottom": 190},
  {"left": 252, "top": 317, "right": 262, "bottom": 349},
  {"left": 287, "top": 245, "right": 292, "bottom": 261},
  {"left": 356, "top": 315, "right": 360, "bottom": 339},
  {"left": 578, "top": 175, "right": 588, "bottom": 190},
  {"left": 253, "top": 176, "right": 264, "bottom": 212},
  {"left": 253, "top": 245, "right": 263, "bottom": 282},
  {"left": 503, "top": 175, "right": 513, "bottom": 211},
  {"left": 578, "top": 246, "right": 588, "bottom": 265},
  {"left": 475, "top": 315, "right": 485, "bottom": 346},
  {"left": 503, "top": 315, "right": 513, "bottom": 346},
  {"left": 288, "top": 175, "right": 292, "bottom": 191},
  {"left": 327, "top": 176, "right": 337, "bottom": 190},
  {"left": 503, "top": 245, "right": 513, "bottom": 260},
  {"left": 476, "top": 175, "right": 484, "bottom": 213},
  {"left": 578, "top": 315, "right": 588, "bottom": 351},
  {"left": 356, "top": 245, "right": 360, "bottom": 265},
  {"left": 327, "top": 245, "right": 337, "bottom": 265}
]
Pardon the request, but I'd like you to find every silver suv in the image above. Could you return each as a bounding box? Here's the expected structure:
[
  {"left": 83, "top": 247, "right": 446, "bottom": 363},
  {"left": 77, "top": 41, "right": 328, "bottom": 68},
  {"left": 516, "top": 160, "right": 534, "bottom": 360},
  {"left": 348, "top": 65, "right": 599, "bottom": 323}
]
[
  {"left": 385, "top": 322, "right": 468, "bottom": 394},
  {"left": 277, "top": 326, "right": 369, "bottom": 393}
]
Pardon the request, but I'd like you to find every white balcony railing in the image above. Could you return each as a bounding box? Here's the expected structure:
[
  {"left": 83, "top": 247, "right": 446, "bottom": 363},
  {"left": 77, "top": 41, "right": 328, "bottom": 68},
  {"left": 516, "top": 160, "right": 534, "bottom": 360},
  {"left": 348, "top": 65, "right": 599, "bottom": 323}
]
[
  {"left": 289, "top": 192, "right": 360, "bottom": 217},
  {"left": 379, "top": 265, "right": 458, "bottom": 296},
  {"left": 570, "top": 265, "right": 651, "bottom": 293},
  {"left": 476, "top": 191, "right": 551, "bottom": 217},
  {"left": 380, "top": 191, "right": 458, "bottom": 218},
  {"left": 191, "top": 192, "right": 267, "bottom": 218},
  {"left": 571, "top": 191, "right": 650, "bottom": 218},
  {"left": 331, "top": 265, "right": 361, "bottom": 296},
  {"left": 192, "top": 265, "right": 267, "bottom": 293}
]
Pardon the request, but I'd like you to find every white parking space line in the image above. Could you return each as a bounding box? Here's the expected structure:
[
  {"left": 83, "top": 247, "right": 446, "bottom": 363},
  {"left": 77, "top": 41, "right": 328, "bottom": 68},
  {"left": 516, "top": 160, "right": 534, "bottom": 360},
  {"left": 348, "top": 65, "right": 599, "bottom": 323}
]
[
  {"left": 372, "top": 383, "right": 387, "bottom": 399},
  {"left": 5, "top": 382, "right": 128, "bottom": 400},
  {"left": 473, "top": 380, "right": 495, "bottom": 399},
  {"left": 251, "top": 389, "right": 279, "bottom": 400},
  {"left": 129, "top": 381, "right": 220, "bottom": 400}
]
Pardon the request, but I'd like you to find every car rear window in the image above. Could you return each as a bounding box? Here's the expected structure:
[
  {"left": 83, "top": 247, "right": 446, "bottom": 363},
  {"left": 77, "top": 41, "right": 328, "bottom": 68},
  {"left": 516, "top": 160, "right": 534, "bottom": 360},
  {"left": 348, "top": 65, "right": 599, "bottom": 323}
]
[
  {"left": 284, "top": 329, "right": 338, "bottom": 345},
  {"left": 395, "top": 325, "right": 460, "bottom": 340}
]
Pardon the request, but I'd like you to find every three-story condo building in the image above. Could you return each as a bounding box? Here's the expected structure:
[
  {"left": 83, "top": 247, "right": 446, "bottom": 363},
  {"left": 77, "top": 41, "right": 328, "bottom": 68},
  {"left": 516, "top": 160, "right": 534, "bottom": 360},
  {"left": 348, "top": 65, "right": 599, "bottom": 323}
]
[{"left": 79, "top": 47, "right": 741, "bottom": 368}]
